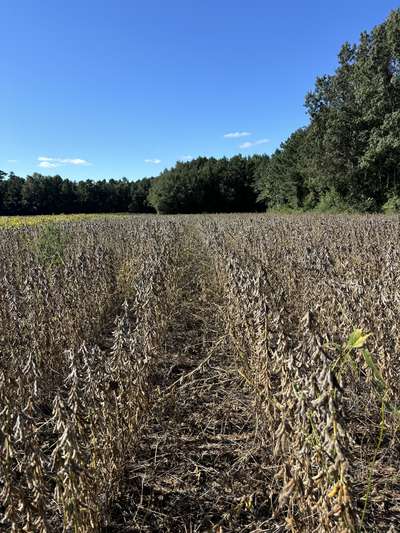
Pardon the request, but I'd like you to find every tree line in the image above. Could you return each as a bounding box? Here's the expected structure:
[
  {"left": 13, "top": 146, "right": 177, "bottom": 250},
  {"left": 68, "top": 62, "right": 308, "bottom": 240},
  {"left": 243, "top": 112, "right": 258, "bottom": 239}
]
[
  {"left": 0, "top": 154, "right": 267, "bottom": 215},
  {"left": 258, "top": 9, "right": 400, "bottom": 213},
  {"left": 148, "top": 155, "right": 266, "bottom": 213},
  {"left": 150, "top": 9, "right": 400, "bottom": 214},
  {"left": 1, "top": 9, "right": 399, "bottom": 215},
  {"left": 0, "top": 171, "right": 155, "bottom": 215}
]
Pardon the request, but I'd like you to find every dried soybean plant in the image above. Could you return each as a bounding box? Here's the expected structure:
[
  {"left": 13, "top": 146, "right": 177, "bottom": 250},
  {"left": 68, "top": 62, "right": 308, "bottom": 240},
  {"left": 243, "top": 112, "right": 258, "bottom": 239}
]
[
  {"left": 0, "top": 217, "right": 184, "bottom": 531},
  {"left": 200, "top": 214, "right": 400, "bottom": 532},
  {"left": 1, "top": 214, "right": 400, "bottom": 533}
]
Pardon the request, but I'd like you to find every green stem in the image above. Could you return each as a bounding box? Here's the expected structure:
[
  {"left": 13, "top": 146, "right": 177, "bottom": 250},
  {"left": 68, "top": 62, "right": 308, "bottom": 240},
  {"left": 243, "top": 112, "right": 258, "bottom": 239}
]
[{"left": 360, "top": 398, "right": 385, "bottom": 528}]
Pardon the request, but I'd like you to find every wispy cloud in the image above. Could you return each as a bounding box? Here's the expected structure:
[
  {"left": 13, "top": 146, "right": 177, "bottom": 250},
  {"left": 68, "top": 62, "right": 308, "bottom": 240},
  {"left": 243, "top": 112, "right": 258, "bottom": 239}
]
[
  {"left": 39, "top": 161, "right": 59, "bottom": 169},
  {"left": 179, "top": 155, "right": 193, "bottom": 162},
  {"left": 145, "top": 158, "right": 162, "bottom": 164},
  {"left": 7, "top": 159, "right": 17, "bottom": 163},
  {"left": 38, "top": 156, "right": 90, "bottom": 168},
  {"left": 224, "top": 131, "right": 252, "bottom": 139},
  {"left": 239, "top": 138, "right": 270, "bottom": 149}
]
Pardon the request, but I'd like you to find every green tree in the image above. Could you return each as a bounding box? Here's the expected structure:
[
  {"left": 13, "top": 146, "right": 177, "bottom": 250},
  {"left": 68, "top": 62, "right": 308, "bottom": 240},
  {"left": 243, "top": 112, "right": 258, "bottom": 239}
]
[
  {"left": 304, "top": 8, "right": 400, "bottom": 210},
  {"left": 3, "top": 173, "right": 24, "bottom": 214},
  {"left": 256, "top": 129, "right": 308, "bottom": 210},
  {"left": 0, "top": 170, "right": 7, "bottom": 214},
  {"left": 148, "top": 155, "right": 264, "bottom": 214},
  {"left": 129, "top": 177, "right": 155, "bottom": 213}
]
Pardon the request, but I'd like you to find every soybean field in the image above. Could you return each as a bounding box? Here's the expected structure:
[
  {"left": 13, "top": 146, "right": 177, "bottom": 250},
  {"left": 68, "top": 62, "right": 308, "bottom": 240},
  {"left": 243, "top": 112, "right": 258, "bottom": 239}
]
[{"left": 1, "top": 214, "right": 400, "bottom": 532}]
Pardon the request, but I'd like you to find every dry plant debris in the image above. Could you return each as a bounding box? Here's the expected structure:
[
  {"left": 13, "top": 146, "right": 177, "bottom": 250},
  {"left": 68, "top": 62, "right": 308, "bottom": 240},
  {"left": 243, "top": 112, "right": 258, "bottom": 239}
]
[{"left": 0, "top": 214, "right": 399, "bottom": 532}]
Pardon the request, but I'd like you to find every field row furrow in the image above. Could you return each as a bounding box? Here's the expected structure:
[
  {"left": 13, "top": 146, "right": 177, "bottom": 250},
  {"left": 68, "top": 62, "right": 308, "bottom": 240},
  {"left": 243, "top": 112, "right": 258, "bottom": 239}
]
[{"left": 1, "top": 214, "right": 400, "bottom": 532}]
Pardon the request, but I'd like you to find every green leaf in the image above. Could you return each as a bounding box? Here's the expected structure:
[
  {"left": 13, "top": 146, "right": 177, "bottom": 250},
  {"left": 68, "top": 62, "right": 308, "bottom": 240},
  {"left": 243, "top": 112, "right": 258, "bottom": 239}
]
[
  {"left": 362, "top": 349, "right": 385, "bottom": 389},
  {"left": 347, "top": 329, "right": 371, "bottom": 349}
]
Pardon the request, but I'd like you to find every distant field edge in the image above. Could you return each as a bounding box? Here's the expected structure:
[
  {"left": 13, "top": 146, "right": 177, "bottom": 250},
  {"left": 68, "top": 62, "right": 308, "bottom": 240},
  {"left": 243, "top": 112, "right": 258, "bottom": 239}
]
[{"left": 0, "top": 213, "right": 133, "bottom": 229}]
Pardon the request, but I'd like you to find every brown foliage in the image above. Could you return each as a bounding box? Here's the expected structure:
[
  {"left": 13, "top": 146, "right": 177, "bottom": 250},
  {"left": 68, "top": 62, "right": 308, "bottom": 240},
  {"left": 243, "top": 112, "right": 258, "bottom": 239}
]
[{"left": 1, "top": 214, "right": 399, "bottom": 532}]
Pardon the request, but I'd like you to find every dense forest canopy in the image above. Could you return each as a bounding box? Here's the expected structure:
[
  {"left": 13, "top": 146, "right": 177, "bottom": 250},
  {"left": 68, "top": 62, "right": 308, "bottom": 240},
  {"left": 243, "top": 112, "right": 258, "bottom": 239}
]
[
  {"left": 148, "top": 155, "right": 267, "bottom": 214},
  {"left": 0, "top": 172, "right": 155, "bottom": 215},
  {"left": 1, "top": 9, "right": 399, "bottom": 215},
  {"left": 0, "top": 155, "right": 268, "bottom": 215}
]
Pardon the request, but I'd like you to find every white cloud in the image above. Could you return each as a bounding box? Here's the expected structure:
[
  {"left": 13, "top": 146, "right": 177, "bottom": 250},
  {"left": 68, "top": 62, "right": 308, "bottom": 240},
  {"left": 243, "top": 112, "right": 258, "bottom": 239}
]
[
  {"left": 224, "top": 131, "right": 252, "bottom": 139},
  {"left": 38, "top": 156, "right": 90, "bottom": 166},
  {"left": 145, "top": 158, "right": 162, "bottom": 164},
  {"left": 64, "top": 158, "right": 89, "bottom": 166},
  {"left": 239, "top": 138, "right": 270, "bottom": 149},
  {"left": 39, "top": 161, "right": 59, "bottom": 169},
  {"left": 7, "top": 159, "right": 17, "bottom": 163},
  {"left": 179, "top": 155, "right": 193, "bottom": 161}
]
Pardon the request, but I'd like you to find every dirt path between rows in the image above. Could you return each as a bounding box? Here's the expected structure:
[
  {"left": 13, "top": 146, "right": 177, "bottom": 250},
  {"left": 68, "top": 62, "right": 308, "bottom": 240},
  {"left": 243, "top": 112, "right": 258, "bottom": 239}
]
[
  {"left": 105, "top": 228, "right": 274, "bottom": 532},
  {"left": 108, "top": 344, "right": 273, "bottom": 532}
]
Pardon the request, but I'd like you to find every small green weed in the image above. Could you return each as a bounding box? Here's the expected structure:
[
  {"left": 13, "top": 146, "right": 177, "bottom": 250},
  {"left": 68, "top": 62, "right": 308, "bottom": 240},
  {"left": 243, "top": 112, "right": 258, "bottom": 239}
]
[{"left": 34, "top": 223, "right": 68, "bottom": 268}]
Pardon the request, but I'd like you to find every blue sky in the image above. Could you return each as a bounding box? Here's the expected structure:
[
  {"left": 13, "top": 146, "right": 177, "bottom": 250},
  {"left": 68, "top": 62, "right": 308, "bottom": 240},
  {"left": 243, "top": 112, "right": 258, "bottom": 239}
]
[{"left": 1, "top": 0, "right": 399, "bottom": 181}]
